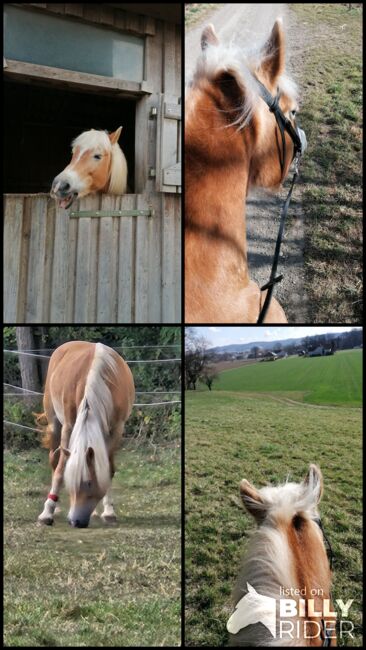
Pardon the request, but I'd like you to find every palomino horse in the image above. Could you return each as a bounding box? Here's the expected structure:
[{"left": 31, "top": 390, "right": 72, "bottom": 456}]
[
  {"left": 38, "top": 341, "right": 135, "bottom": 528},
  {"left": 51, "top": 127, "right": 128, "bottom": 209},
  {"left": 185, "top": 20, "right": 306, "bottom": 323},
  {"left": 228, "top": 465, "right": 336, "bottom": 646}
]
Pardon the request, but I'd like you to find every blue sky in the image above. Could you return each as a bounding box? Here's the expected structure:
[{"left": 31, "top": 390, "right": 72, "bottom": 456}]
[{"left": 189, "top": 326, "right": 361, "bottom": 348}]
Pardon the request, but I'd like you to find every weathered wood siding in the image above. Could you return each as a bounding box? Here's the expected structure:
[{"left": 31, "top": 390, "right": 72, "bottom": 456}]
[{"left": 4, "top": 194, "right": 181, "bottom": 324}]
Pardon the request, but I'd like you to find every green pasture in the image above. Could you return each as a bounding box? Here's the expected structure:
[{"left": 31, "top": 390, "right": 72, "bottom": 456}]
[
  {"left": 4, "top": 445, "right": 181, "bottom": 647},
  {"left": 185, "top": 391, "right": 362, "bottom": 646},
  {"left": 213, "top": 350, "right": 362, "bottom": 407}
]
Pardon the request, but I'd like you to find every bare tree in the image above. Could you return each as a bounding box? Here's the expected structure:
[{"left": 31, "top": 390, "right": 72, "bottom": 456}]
[
  {"left": 16, "top": 327, "right": 41, "bottom": 391},
  {"left": 185, "top": 330, "right": 211, "bottom": 390}
]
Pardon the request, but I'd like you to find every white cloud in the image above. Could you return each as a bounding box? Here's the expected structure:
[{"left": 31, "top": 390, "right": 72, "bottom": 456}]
[{"left": 209, "top": 327, "right": 221, "bottom": 332}]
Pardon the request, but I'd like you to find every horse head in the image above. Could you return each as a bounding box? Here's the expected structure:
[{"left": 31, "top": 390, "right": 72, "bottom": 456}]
[
  {"left": 63, "top": 445, "right": 109, "bottom": 528},
  {"left": 50, "top": 127, "right": 127, "bottom": 209}
]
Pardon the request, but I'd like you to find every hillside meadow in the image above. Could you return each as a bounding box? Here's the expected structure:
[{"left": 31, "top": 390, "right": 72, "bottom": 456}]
[{"left": 213, "top": 350, "right": 362, "bottom": 407}]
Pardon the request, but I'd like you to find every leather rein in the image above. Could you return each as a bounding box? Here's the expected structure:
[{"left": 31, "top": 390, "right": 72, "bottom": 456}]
[
  {"left": 254, "top": 78, "right": 303, "bottom": 324},
  {"left": 315, "top": 517, "right": 335, "bottom": 647}
]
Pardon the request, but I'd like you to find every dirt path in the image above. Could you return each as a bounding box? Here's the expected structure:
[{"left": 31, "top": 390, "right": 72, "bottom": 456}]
[{"left": 185, "top": 4, "right": 310, "bottom": 322}]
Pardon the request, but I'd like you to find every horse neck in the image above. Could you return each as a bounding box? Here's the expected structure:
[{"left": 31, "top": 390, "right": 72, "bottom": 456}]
[
  {"left": 235, "top": 523, "right": 332, "bottom": 646},
  {"left": 186, "top": 90, "right": 251, "bottom": 269}
]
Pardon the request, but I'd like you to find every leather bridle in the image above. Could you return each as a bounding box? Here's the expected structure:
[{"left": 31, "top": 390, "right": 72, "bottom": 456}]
[{"left": 254, "top": 78, "right": 304, "bottom": 324}]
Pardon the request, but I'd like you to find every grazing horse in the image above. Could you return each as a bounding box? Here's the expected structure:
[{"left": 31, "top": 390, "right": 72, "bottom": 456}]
[
  {"left": 228, "top": 465, "right": 336, "bottom": 646},
  {"left": 51, "top": 127, "right": 128, "bottom": 209},
  {"left": 37, "top": 341, "right": 135, "bottom": 528},
  {"left": 185, "top": 20, "right": 306, "bottom": 323}
]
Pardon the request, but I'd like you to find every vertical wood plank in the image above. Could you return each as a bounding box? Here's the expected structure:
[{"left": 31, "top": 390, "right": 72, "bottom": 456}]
[
  {"left": 51, "top": 202, "right": 72, "bottom": 323},
  {"left": 147, "top": 194, "right": 162, "bottom": 322},
  {"left": 4, "top": 197, "right": 23, "bottom": 322},
  {"left": 73, "top": 195, "right": 97, "bottom": 323},
  {"left": 25, "top": 196, "right": 48, "bottom": 322},
  {"left": 161, "top": 194, "right": 177, "bottom": 322},
  {"left": 117, "top": 194, "right": 135, "bottom": 323},
  {"left": 97, "top": 195, "right": 117, "bottom": 322},
  {"left": 134, "top": 195, "right": 149, "bottom": 322}
]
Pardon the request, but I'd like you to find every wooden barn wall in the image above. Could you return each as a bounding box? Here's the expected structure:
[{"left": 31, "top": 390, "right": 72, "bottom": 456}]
[
  {"left": 4, "top": 194, "right": 181, "bottom": 324},
  {"left": 5, "top": 4, "right": 181, "bottom": 324}
]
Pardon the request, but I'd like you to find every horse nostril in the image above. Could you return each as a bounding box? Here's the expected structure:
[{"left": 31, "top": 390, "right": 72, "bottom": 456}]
[{"left": 60, "top": 181, "right": 70, "bottom": 192}]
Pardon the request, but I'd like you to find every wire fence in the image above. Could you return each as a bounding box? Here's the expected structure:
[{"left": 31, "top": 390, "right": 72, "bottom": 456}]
[
  {"left": 4, "top": 346, "right": 181, "bottom": 438},
  {"left": 4, "top": 349, "right": 181, "bottom": 363}
]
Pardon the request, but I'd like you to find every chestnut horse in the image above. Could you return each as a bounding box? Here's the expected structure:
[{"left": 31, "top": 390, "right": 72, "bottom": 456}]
[
  {"left": 38, "top": 341, "right": 135, "bottom": 528},
  {"left": 51, "top": 127, "right": 128, "bottom": 209},
  {"left": 228, "top": 465, "right": 336, "bottom": 646},
  {"left": 185, "top": 20, "right": 306, "bottom": 323}
]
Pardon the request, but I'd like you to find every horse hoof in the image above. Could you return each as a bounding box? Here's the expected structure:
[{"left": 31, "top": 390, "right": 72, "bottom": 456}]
[
  {"left": 102, "top": 515, "right": 117, "bottom": 524},
  {"left": 38, "top": 517, "right": 54, "bottom": 526}
]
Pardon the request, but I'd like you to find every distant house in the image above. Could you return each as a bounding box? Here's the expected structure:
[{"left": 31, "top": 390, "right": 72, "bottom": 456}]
[
  {"left": 307, "top": 346, "right": 334, "bottom": 357},
  {"left": 260, "top": 351, "right": 277, "bottom": 362}
]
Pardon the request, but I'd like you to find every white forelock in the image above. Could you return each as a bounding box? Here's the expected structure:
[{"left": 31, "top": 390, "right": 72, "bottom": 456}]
[{"left": 72, "top": 129, "right": 111, "bottom": 154}]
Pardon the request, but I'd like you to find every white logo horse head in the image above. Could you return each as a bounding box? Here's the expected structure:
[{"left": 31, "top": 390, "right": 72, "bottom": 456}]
[{"left": 227, "top": 582, "right": 276, "bottom": 637}]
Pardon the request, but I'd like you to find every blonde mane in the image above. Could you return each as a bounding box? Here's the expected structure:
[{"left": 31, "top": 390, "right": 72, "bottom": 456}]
[
  {"left": 108, "top": 142, "right": 128, "bottom": 194},
  {"left": 71, "top": 129, "right": 127, "bottom": 195}
]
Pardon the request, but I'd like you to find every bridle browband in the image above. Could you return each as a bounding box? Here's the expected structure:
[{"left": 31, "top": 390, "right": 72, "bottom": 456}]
[
  {"left": 254, "top": 77, "right": 303, "bottom": 324},
  {"left": 315, "top": 516, "right": 335, "bottom": 647}
]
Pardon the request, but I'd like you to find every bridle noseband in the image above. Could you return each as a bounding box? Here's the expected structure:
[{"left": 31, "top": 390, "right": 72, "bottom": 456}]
[{"left": 254, "top": 77, "right": 304, "bottom": 324}]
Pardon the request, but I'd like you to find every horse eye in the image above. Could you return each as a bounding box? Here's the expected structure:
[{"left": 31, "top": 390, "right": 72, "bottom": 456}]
[
  {"left": 290, "top": 109, "right": 297, "bottom": 118},
  {"left": 94, "top": 154, "right": 102, "bottom": 160}
]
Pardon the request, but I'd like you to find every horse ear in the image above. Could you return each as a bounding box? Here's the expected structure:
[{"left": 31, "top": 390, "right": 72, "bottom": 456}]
[
  {"left": 109, "top": 127, "right": 122, "bottom": 145},
  {"left": 304, "top": 464, "right": 323, "bottom": 503},
  {"left": 240, "top": 479, "right": 265, "bottom": 521},
  {"left": 213, "top": 69, "right": 246, "bottom": 114},
  {"left": 259, "top": 18, "right": 285, "bottom": 84},
  {"left": 201, "top": 24, "right": 219, "bottom": 50}
]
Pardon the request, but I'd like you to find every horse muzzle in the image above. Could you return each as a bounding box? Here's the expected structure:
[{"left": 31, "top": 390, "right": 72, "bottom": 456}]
[
  {"left": 68, "top": 517, "right": 90, "bottom": 528},
  {"left": 51, "top": 177, "right": 78, "bottom": 209}
]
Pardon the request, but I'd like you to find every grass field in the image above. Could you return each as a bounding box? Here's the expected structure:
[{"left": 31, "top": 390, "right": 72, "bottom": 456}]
[
  {"left": 213, "top": 350, "right": 362, "bottom": 407},
  {"left": 185, "top": 390, "right": 362, "bottom": 646},
  {"left": 4, "top": 444, "right": 181, "bottom": 647},
  {"left": 290, "top": 3, "right": 362, "bottom": 322}
]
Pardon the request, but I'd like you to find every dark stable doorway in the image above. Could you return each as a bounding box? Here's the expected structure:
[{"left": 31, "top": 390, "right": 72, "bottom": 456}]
[{"left": 4, "top": 80, "right": 136, "bottom": 193}]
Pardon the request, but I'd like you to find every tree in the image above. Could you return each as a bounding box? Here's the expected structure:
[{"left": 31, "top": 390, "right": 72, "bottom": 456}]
[
  {"left": 16, "top": 327, "right": 41, "bottom": 391},
  {"left": 201, "top": 370, "right": 218, "bottom": 391},
  {"left": 185, "top": 330, "right": 211, "bottom": 390}
]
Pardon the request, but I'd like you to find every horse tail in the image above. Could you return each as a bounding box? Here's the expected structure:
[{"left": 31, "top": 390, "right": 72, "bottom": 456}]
[{"left": 64, "top": 343, "right": 117, "bottom": 495}]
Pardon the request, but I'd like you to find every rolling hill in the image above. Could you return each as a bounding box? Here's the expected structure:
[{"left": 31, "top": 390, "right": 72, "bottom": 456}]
[{"left": 215, "top": 350, "right": 362, "bottom": 407}]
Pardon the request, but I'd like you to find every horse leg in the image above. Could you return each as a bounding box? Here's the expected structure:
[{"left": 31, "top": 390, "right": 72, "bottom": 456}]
[
  {"left": 101, "top": 455, "right": 117, "bottom": 523},
  {"left": 38, "top": 420, "right": 72, "bottom": 525},
  {"left": 101, "top": 489, "right": 117, "bottom": 523}
]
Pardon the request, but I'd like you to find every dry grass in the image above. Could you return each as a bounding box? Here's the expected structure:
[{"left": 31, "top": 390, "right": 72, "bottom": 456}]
[
  {"left": 4, "top": 445, "right": 181, "bottom": 647},
  {"left": 291, "top": 3, "right": 362, "bottom": 321}
]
